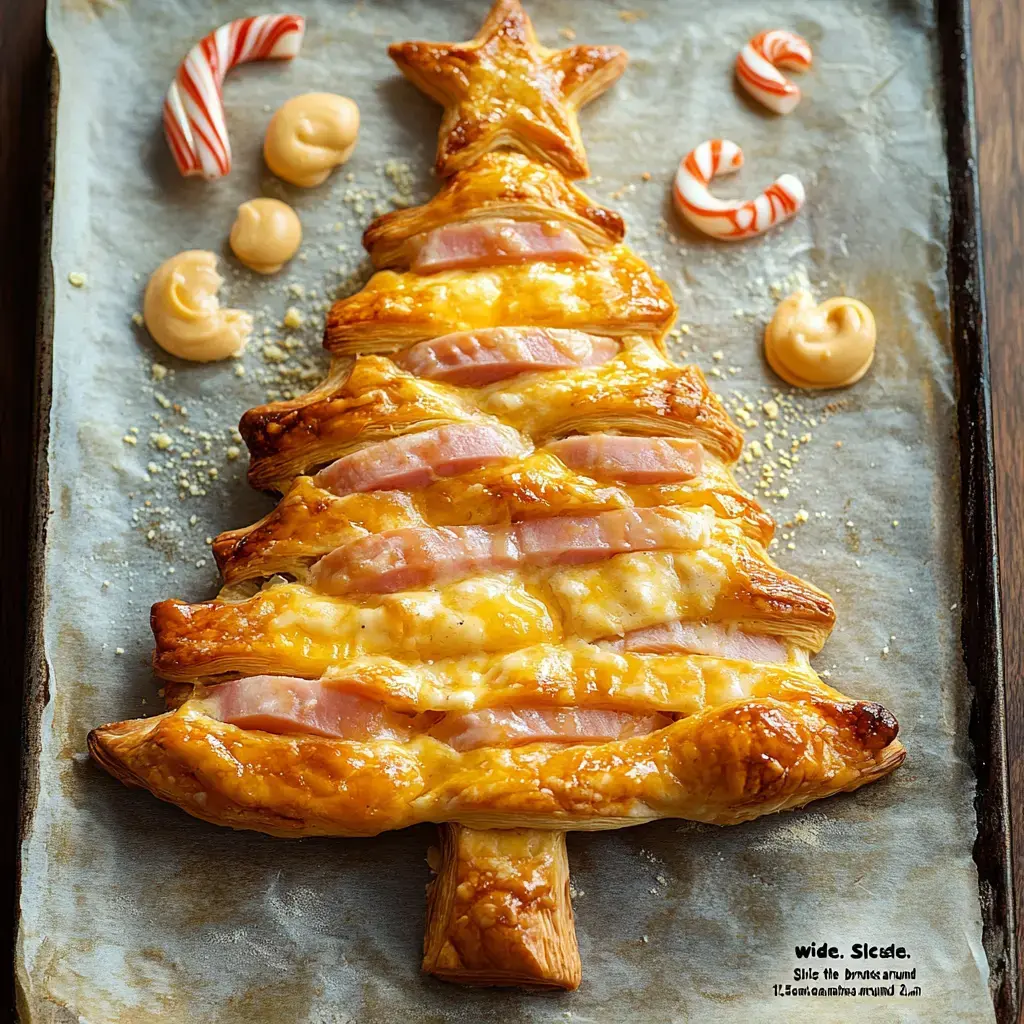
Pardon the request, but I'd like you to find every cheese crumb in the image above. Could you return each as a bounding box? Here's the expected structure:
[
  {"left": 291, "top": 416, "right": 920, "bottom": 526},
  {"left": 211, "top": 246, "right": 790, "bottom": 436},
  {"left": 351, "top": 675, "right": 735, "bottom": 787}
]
[
  {"left": 68, "top": 271, "right": 87, "bottom": 287},
  {"left": 283, "top": 306, "right": 304, "bottom": 329}
]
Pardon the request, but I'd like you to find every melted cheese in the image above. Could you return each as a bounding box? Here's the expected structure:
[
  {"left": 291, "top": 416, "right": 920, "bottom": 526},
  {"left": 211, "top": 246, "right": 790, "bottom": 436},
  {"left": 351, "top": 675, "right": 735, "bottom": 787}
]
[
  {"left": 549, "top": 550, "right": 728, "bottom": 640},
  {"left": 271, "top": 577, "right": 555, "bottom": 660}
]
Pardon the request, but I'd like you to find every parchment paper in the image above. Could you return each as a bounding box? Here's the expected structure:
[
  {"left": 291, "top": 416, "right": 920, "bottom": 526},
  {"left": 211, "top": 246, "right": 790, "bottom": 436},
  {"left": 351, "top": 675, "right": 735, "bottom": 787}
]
[{"left": 20, "top": 1, "right": 993, "bottom": 1021}]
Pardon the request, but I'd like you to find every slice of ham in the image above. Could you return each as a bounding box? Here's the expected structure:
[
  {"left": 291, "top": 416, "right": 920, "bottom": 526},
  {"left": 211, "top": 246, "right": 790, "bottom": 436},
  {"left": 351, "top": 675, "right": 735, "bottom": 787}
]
[
  {"left": 206, "top": 675, "right": 415, "bottom": 741},
  {"left": 429, "top": 707, "right": 673, "bottom": 752},
  {"left": 313, "top": 423, "right": 527, "bottom": 497},
  {"left": 399, "top": 327, "right": 619, "bottom": 386},
  {"left": 544, "top": 434, "right": 705, "bottom": 483},
  {"left": 603, "top": 620, "right": 788, "bottom": 664},
  {"left": 203, "top": 676, "right": 670, "bottom": 751},
  {"left": 309, "top": 507, "right": 710, "bottom": 595},
  {"left": 409, "top": 218, "right": 588, "bottom": 274}
]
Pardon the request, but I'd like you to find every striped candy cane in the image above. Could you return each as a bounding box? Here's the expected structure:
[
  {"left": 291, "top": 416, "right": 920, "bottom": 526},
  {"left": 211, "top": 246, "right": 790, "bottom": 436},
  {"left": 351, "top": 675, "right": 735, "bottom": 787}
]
[
  {"left": 672, "top": 140, "right": 804, "bottom": 241},
  {"left": 163, "top": 14, "right": 305, "bottom": 180},
  {"left": 735, "top": 30, "right": 812, "bottom": 115}
]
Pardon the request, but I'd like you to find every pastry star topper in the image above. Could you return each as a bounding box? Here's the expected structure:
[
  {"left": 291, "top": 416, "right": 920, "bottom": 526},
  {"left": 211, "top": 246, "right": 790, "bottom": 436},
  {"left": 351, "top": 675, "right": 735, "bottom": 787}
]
[{"left": 389, "top": 0, "right": 628, "bottom": 179}]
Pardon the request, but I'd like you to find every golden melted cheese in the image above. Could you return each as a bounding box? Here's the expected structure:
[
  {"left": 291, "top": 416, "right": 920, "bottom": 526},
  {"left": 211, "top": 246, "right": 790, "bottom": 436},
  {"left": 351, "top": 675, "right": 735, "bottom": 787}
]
[
  {"left": 271, "top": 577, "right": 555, "bottom": 661},
  {"left": 549, "top": 550, "right": 727, "bottom": 640},
  {"left": 323, "top": 246, "right": 676, "bottom": 356}
]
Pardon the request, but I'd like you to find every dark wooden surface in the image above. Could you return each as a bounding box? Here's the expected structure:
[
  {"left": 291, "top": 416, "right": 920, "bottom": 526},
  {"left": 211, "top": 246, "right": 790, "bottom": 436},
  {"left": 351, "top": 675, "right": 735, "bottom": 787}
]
[
  {"left": 0, "top": 0, "right": 50, "bottom": 1019},
  {"left": 0, "top": 0, "right": 1020, "bottom": 1019},
  {"left": 973, "top": 1, "right": 1024, "bottom": 1017}
]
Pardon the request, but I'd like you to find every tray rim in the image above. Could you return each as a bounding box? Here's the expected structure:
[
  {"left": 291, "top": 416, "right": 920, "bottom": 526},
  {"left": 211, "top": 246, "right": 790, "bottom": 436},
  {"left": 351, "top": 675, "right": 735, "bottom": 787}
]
[
  {"left": 941, "top": 0, "right": 1019, "bottom": 1018},
  {"left": 9, "top": 1, "right": 1018, "bottom": 1020}
]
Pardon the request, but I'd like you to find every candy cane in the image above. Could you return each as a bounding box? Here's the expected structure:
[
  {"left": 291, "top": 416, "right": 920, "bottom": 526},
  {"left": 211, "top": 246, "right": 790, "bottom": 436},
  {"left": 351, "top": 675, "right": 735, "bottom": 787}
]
[
  {"left": 163, "top": 14, "right": 305, "bottom": 180},
  {"left": 672, "top": 140, "right": 804, "bottom": 241},
  {"left": 736, "top": 29, "right": 812, "bottom": 115}
]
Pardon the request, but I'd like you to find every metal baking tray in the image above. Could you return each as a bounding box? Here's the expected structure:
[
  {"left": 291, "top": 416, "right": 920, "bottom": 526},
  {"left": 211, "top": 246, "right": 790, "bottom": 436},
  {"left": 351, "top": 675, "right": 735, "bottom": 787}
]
[{"left": 11, "top": 0, "right": 1017, "bottom": 1020}]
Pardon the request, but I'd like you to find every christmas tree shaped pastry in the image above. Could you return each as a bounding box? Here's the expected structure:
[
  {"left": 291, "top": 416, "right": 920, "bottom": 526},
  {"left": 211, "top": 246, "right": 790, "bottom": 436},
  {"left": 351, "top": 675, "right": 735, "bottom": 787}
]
[{"left": 91, "top": 0, "right": 905, "bottom": 990}]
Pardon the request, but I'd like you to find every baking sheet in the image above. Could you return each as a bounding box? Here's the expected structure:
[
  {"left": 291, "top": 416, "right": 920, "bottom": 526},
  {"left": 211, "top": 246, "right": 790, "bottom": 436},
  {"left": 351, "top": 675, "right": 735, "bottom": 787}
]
[{"left": 18, "top": 0, "right": 996, "bottom": 1020}]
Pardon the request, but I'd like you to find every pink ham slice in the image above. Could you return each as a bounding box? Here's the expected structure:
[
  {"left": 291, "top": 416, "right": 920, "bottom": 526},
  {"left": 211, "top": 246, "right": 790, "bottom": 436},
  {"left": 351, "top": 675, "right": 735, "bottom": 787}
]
[
  {"left": 207, "top": 675, "right": 415, "bottom": 741},
  {"left": 312, "top": 423, "right": 527, "bottom": 497},
  {"left": 205, "top": 676, "right": 670, "bottom": 752},
  {"left": 429, "top": 707, "right": 673, "bottom": 752},
  {"left": 399, "top": 327, "right": 619, "bottom": 386},
  {"left": 544, "top": 434, "right": 705, "bottom": 483},
  {"left": 309, "top": 506, "right": 709, "bottom": 595},
  {"left": 604, "top": 620, "right": 788, "bottom": 664},
  {"left": 409, "top": 218, "right": 588, "bottom": 274}
]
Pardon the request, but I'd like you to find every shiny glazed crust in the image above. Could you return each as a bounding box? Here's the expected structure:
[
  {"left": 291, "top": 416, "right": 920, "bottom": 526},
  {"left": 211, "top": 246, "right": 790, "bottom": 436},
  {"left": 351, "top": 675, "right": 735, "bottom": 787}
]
[
  {"left": 89, "top": 696, "right": 904, "bottom": 837},
  {"left": 239, "top": 344, "right": 740, "bottom": 492},
  {"left": 151, "top": 531, "right": 836, "bottom": 684},
  {"left": 422, "top": 825, "right": 581, "bottom": 988},
  {"left": 364, "top": 151, "right": 625, "bottom": 269},
  {"left": 323, "top": 247, "right": 677, "bottom": 357},
  {"left": 388, "top": 0, "right": 628, "bottom": 179},
  {"left": 212, "top": 454, "right": 774, "bottom": 584}
]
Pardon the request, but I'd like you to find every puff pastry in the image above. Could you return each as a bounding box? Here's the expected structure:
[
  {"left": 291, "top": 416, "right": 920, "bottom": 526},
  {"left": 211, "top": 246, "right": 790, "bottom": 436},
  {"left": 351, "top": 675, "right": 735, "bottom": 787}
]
[
  {"left": 91, "top": 0, "right": 903, "bottom": 992},
  {"left": 364, "top": 151, "right": 625, "bottom": 269},
  {"left": 240, "top": 343, "right": 741, "bottom": 492},
  {"left": 324, "top": 247, "right": 677, "bottom": 357},
  {"left": 388, "top": 0, "right": 627, "bottom": 179}
]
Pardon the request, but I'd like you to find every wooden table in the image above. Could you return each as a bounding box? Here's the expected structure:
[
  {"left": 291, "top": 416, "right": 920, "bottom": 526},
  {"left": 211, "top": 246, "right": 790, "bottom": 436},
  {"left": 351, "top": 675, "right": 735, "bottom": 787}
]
[
  {"left": 0, "top": 0, "right": 1020, "bottom": 1019},
  {"left": 974, "top": 1, "right": 1024, "bottom": 1018}
]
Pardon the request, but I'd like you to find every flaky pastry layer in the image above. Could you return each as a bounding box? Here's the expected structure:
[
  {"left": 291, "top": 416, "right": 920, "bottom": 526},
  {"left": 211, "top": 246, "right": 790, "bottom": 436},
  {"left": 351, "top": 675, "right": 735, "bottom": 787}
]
[
  {"left": 164, "top": 640, "right": 835, "bottom": 715},
  {"left": 153, "top": 534, "right": 835, "bottom": 683},
  {"left": 240, "top": 345, "right": 743, "bottom": 492},
  {"left": 323, "top": 247, "right": 676, "bottom": 356},
  {"left": 423, "top": 825, "right": 582, "bottom": 989},
  {"left": 364, "top": 151, "right": 625, "bottom": 269},
  {"left": 387, "top": 0, "right": 628, "bottom": 179},
  {"left": 89, "top": 696, "right": 904, "bottom": 837},
  {"left": 213, "top": 453, "right": 772, "bottom": 584}
]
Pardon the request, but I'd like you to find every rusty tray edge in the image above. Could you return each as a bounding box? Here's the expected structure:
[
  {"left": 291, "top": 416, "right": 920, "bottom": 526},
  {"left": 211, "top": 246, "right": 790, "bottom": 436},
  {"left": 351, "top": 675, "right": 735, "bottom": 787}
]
[{"left": 941, "top": 0, "right": 1019, "bottom": 1019}]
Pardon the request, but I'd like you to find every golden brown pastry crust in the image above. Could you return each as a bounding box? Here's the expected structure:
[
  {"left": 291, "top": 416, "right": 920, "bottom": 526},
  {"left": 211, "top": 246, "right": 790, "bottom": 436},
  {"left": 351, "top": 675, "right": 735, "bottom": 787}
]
[
  {"left": 388, "top": 0, "right": 627, "bottom": 179},
  {"left": 91, "top": 0, "right": 902, "bottom": 903},
  {"left": 88, "top": 696, "right": 904, "bottom": 837},
  {"left": 152, "top": 530, "right": 835, "bottom": 684},
  {"left": 167, "top": 643, "right": 839, "bottom": 717},
  {"left": 240, "top": 346, "right": 741, "bottom": 493},
  {"left": 364, "top": 151, "right": 625, "bottom": 269},
  {"left": 323, "top": 247, "right": 676, "bottom": 357},
  {"left": 423, "top": 825, "right": 581, "bottom": 989},
  {"left": 213, "top": 454, "right": 773, "bottom": 584}
]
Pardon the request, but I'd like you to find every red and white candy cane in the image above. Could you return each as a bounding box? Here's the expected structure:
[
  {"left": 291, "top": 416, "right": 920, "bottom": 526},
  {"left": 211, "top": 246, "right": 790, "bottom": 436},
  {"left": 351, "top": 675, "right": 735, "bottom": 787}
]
[
  {"left": 163, "top": 14, "right": 305, "bottom": 180},
  {"left": 735, "top": 29, "right": 812, "bottom": 115},
  {"left": 673, "top": 140, "right": 804, "bottom": 241}
]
